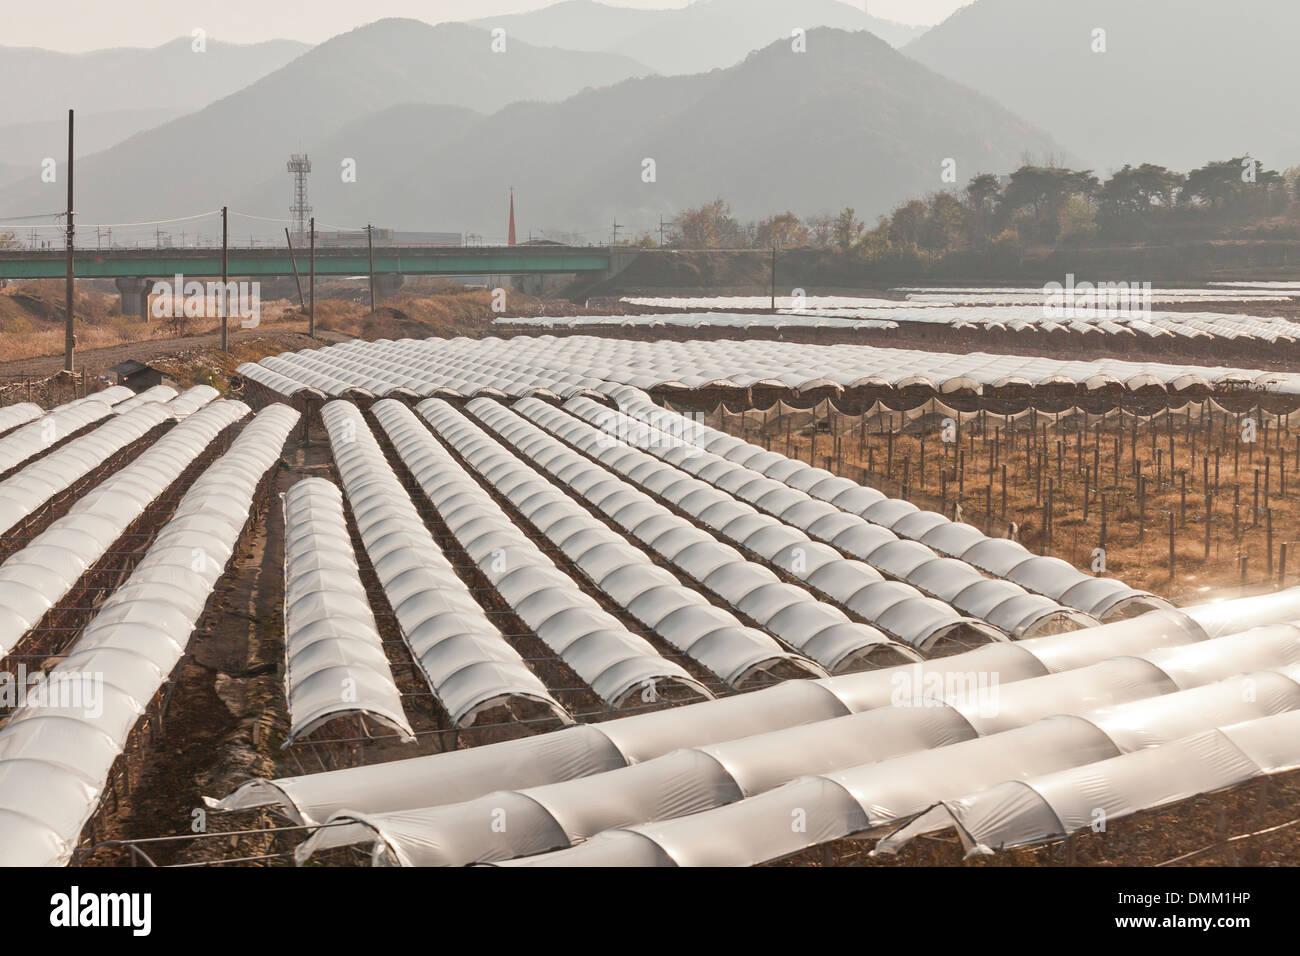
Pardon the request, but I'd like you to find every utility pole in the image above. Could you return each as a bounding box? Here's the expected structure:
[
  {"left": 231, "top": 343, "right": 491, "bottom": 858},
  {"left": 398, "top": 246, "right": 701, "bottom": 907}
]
[
  {"left": 367, "top": 224, "right": 376, "bottom": 315},
  {"left": 64, "top": 109, "right": 75, "bottom": 372},
  {"left": 284, "top": 228, "right": 306, "bottom": 308},
  {"left": 309, "top": 216, "right": 316, "bottom": 338},
  {"left": 220, "top": 206, "right": 228, "bottom": 351},
  {"left": 610, "top": 218, "right": 621, "bottom": 247},
  {"left": 770, "top": 244, "right": 777, "bottom": 311}
]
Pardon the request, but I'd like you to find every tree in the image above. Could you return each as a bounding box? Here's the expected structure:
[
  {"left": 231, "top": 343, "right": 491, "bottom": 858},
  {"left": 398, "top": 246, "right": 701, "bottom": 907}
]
[
  {"left": 965, "top": 173, "right": 1002, "bottom": 212},
  {"left": 1002, "top": 165, "right": 1100, "bottom": 242},
  {"left": 1004, "top": 166, "right": 1100, "bottom": 214},
  {"left": 832, "top": 207, "right": 864, "bottom": 251},
  {"left": 756, "top": 211, "right": 808, "bottom": 249},
  {"left": 1182, "top": 159, "right": 1249, "bottom": 207},
  {"left": 1183, "top": 157, "right": 1288, "bottom": 220},
  {"left": 1099, "top": 164, "right": 1183, "bottom": 216},
  {"left": 964, "top": 173, "right": 1002, "bottom": 241},
  {"left": 888, "top": 200, "right": 928, "bottom": 249},
  {"left": 922, "top": 192, "right": 968, "bottom": 253},
  {"left": 988, "top": 228, "right": 1023, "bottom": 269},
  {"left": 1057, "top": 195, "right": 1098, "bottom": 240},
  {"left": 805, "top": 213, "right": 836, "bottom": 248},
  {"left": 674, "top": 199, "right": 744, "bottom": 248},
  {"left": 1095, "top": 164, "right": 1184, "bottom": 237},
  {"left": 1286, "top": 166, "right": 1300, "bottom": 202}
]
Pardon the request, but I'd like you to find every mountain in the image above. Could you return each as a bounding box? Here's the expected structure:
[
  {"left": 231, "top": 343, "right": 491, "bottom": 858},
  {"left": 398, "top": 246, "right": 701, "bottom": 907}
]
[
  {"left": 234, "top": 102, "right": 487, "bottom": 231},
  {"left": 0, "top": 108, "right": 180, "bottom": 169},
  {"left": 470, "top": 0, "right": 664, "bottom": 52},
  {"left": 0, "top": 20, "right": 650, "bottom": 226},
  {"left": 0, "top": 164, "right": 24, "bottom": 192},
  {"left": 233, "top": 28, "right": 1061, "bottom": 240},
  {"left": 0, "top": 38, "right": 309, "bottom": 126},
  {"left": 474, "top": 0, "right": 928, "bottom": 74},
  {"left": 906, "top": 0, "right": 1300, "bottom": 171}
]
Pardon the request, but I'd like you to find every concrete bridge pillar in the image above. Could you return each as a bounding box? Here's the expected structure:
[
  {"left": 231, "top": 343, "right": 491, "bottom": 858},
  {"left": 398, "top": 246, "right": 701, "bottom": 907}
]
[
  {"left": 374, "top": 273, "right": 405, "bottom": 299},
  {"left": 604, "top": 248, "right": 642, "bottom": 282},
  {"left": 114, "top": 277, "right": 153, "bottom": 320},
  {"left": 516, "top": 274, "right": 548, "bottom": 296}
]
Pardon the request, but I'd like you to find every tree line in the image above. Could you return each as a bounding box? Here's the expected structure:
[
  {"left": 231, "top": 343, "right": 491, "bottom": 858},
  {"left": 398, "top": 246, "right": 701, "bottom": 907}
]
[{"left": 652, "top": 157, "right": 1300, "bottom": 260}]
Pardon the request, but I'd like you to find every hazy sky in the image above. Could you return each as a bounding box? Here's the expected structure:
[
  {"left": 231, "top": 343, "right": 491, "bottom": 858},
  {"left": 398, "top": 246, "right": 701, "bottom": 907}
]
[{"left": 5, "top": 0, "right": 972, "bottom": 52}]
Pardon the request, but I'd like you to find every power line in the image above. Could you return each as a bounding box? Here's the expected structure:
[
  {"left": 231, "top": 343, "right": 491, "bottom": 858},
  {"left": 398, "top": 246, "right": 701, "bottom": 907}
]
[
  {"left": 8, "top": 210, "right": 221, "bottom": 230},
  {"left": 0, "top": 212, "right": 63, "bottom": 224}
]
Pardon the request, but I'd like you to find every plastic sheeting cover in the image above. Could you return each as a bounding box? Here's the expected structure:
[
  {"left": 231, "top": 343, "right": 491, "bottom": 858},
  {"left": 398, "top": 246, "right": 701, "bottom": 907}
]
[
  {"left": 0, "top": 402, "right": 173, "bottom": 538},
  {"left": 0, "top": 404, "right": 298, "bottom": 866},
  {"left": 206, "top": 592, "right": 1300, "bottom": 827},
  {"left": 320, "top": 400, "right": 569, "bottom": 728},
  {"left": 236, "top": 336, "right": 1300, "bottom": 398},
  {"left": 0, "top": 400, "right": 250, "bottom": 658},
  {"left": 876, "top": 707, "right": 1300, "bottom": 858},
  {"left": 408, "top": 398, "right": 823, "bottom": 688},
  {"left": 499, "top": 639, "right": 1300, "bottom": 868},
  {"left": 282, "top": 478, "right": 413, "bottom": 744},
  {"left": 0, "top": 397, "right": 116, "bottom": 476},
  {"left": 375, "top": 399, "right": 714, "bottom": 706}
]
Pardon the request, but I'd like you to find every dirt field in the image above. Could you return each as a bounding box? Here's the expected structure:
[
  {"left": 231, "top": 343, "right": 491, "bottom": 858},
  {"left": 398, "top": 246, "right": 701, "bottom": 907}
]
[
  {"left": 71, "top": 392, "right": 1300, "bottom": 868},
  {"left": 706, "top": 401, "right": 1300, "bottom": 602},
  {"left": 3, "top": 297, "right": 1295, "bottom": 866}
]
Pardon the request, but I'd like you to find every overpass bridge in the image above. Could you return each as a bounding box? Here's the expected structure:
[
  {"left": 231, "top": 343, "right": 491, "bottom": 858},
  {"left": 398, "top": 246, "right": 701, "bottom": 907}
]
[{"left": 0, "top": 244, "right": 631, "bottom": 315}]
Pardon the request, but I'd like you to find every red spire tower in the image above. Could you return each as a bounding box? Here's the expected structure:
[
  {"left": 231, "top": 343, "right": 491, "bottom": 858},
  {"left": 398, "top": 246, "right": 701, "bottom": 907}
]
[{"left": 507, "top": 187, "right": 517, "bottom": 246}]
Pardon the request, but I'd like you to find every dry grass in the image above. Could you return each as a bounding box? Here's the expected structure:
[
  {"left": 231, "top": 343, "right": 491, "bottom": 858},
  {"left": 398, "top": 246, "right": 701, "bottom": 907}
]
[
  {"left": 0, "top": 280, "right": 130, "bottom": 359},
  {"left": 0, "top": 278, "right": 551, "bottom": 365}
]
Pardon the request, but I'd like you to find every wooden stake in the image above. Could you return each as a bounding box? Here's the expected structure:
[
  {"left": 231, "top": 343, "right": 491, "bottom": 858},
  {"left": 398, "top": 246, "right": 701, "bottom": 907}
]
[
  {"left": 1100, "top": 491, "right": 1108, "bottom": 551},
  {"left": 1253, "top": 470, "right": 1260, "bottom": 527},
  {"left": 1168, "top": 512, "right": 1176, "bottom": 584},
  {"left": 1266, "top": 508, "right": 1274, "bottom": 576},
  {"left": 1138, "top": 473, "right": 1146, "bottom": 539},
  {"left": 1204, "top": 494, "right": 1212, "bottom": 560}
]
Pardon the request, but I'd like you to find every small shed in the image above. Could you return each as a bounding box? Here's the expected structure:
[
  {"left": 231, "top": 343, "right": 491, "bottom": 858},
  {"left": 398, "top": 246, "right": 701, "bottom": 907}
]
[{"left": 109, "top": 360, "right": 167, "bottom": 393}]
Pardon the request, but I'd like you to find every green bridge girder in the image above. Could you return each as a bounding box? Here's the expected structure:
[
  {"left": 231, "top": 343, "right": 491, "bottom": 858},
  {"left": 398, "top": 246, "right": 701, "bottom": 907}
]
[{"left": 0, "top": 245, "right": 612, "bottom": 280}]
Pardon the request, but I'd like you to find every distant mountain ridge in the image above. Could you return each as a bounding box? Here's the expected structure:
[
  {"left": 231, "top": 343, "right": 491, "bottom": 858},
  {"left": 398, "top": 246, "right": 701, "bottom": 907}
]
[
  {"left": 0, "top": 20, "right": 651, "bottom": 226},
  {"left": 473, "top": 0, "right": 928, "bottom": 74},
  {"left": 0, "top": 108, "right": 179, "bottom": 170},
  {"left": 0, "top": 164, "right": 23, "bottom": 193},
  {"left": 229, "top": 28, "right": 1061, "bottom": 240},
  {"left": 907, "top": 0, "right": 1300, "bottom": 171},
  {"left": 0, "top": 38, "right": 309, "bottom": 124}
]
